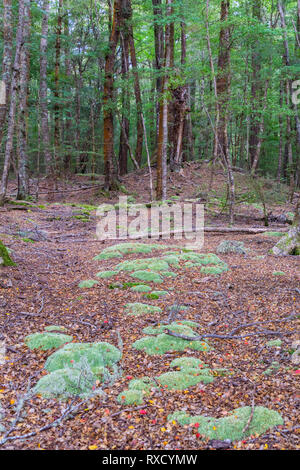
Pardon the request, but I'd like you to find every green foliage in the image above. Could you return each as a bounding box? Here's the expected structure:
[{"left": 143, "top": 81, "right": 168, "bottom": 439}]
[{"left": 168, "top": 407, "right": 284, "bottom": 441}]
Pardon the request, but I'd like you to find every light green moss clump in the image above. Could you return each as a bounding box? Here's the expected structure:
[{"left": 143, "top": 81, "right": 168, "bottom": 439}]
[
  {"left": 117, "top": 389, "right": 144, "bottom": 405},
  {"left": 266, "top": 339, "right": 282, "bottom": 348},
  {"left": 78, "top": 280, "right": 98, "bottom": 288},
  {"left": 130, "top": 270, "right": 163, "bottom": 283},
  {"left": 150, "top": 290, "right": 168, "bottom": 297},
  {"left": 34, "top": 367, "right": 97, "bottom": 399},
  {"left": 44, "top": 325, "right": 68, "bottom": 333},
  {"left": 200, "top": 264, "right": 228, "bottom": 275},
  {"left": 142, "top": 321, "right": 200, "bottom": 337},
  {"left": 115, "top": 258, "right": 170, "bottom": 273},
  {"left": 131, "top": 284, "right": 152, "bottom": 293},
  {"left": 45, "top": 342, "right": 122, "bottom": 374},
  {"left": 170, "top": 356, "right": 206, "bottom": 370},
  {"left": 25, "top": 332, "right": 73, "bottom": 351},
  {"left": 34, "top": 341, "right": 122, "bottom": 399},
  {"left": 158, "top": 370, "right": 213, "bottom": 390},
  {"left": 132, "top": 333, "right": 210, "bottom": 356},
  {"left": 125, "top": 302, "right": 162, "bottom": 316},
  {"left": 272, "top": 271, "right": 285, "bottom": 276},
  {"left": 168, "top": 406, "right": 284, "bottom": 441},
  {"left": 94, "top": 243, "right": 170, "bottom": 260},
  {"left": 96, "top": 271, "right": 118, "bottom": 279},
  {"left": 128, "top": 376, "right": 157, "bottom": 393}
]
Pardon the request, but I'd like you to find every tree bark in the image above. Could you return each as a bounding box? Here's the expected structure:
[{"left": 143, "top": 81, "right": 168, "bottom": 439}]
[
  {"left": 17, "top": 0, "right": 31, "bottom": 200},
  {"left": 0, "top": 0, "right": 13, "bottom": 146},
  {"left": 156, "top": 0, "right": 172, "bottom": 200},
  {"left": 39, "top": 0, "right": 52, "bottom": 175},
  {"left": 103, "top": 0, "right": 123, "bottom": 189}
]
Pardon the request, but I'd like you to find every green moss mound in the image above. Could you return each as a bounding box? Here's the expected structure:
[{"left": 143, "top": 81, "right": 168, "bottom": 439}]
[
  {"left": 132, "top": 333, "right": 210, "bottom": 356},
  {"left": 125, "top": 303, "right": 162, "bottom": 316},
  {"left": 128, "top": 376, "right": 157, "bottom": 393},
  {"left": 115, "top": 258, "right": 170, "bottom": 273},
  {"left": 45, "top": 342, "right": 122, "bottom": 374},
  {"left": 96, "top": 271, "right": 118, "bottom": 279},
  {"left": 95, "top": 243, "right": 171, "bottom": 260},
  {"left": 131, "top": 284, "right": 152, "bottom": 293},
  {"left": 272, "top": 271, "right": 285, "bottom": 276},
  {"left": 168, "top": 406, "right": 284, "bottom": 441},
  {"left": 130, "top": 270, "right": 163, "bottom": 283},
  {"left": 34, "top": 367, "right": 97, "bottom": 399},
  {"left": 170, "top": 356, "right": 207, "bottom": 370},
  {"left": 44, "top": 325, "right": 68, "bottom": 333},
  {"left": 78, "top": 280, "right": 98, "bottom": 288},
  {"left": 158, "top": 370, "right": 213, "bottom": 390},
  {"left": 142, "top": 321, "right": 200, "bottom": 337},
  {"left": 200, "top": 265, "right": 228, "bottom": 275},
  {"left": 25, "top": 332, "right": 73, "bottom": 351},
  {"left": 117, "top": 389, "right": 144, "bottom": 405}
]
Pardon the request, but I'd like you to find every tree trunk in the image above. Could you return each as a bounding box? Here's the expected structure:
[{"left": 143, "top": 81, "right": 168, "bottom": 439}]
[
  {"left": 118, "top": 30, "right": 130, "bottom": 176},
  {"left": 17, "top": 0, "right": 31, "bottom": 200},
  {"left": 54, "top": 0, "right": 63, "bottom": 176},
  {"left": 0, "top": 0, "right": 26, "bottom": 205},
  {"left": 39, "top": 0, "right": 52, "bottom": 176},
  {"left": 215, "top": 0, "right": 235, "bottom": 224},
  {"left": 0, "top": 0, "right": 13, "bottom": 146},
  {"left": 156, "top": 0, "right": 172, "bottom": 201},
  {"left": 103, "top": 0, "right": 123, "bottom": 190}
]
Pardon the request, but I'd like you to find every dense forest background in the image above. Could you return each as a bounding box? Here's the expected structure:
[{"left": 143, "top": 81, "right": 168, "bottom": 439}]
[{"left": 0, "top": 0, "right": 299, "bottom": 206}]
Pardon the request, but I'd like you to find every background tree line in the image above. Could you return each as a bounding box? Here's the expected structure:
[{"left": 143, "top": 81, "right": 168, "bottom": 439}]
[{"left": 0, "top": 0, "right": 299, "bottom": 208}]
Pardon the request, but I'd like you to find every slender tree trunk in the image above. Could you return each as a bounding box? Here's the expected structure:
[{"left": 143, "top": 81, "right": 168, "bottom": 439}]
[
  {"left": 0, "top": 0, "right": 26, "bottom": 205},
  {"left": 249, "top": 0, "right": 264, "bottom": 170},
  {"left": 152, "top": 0, "right": 164, "bottom": 145},
  {"left": 17, "top": 0, "right": 31, "bottom": 200},
  {"left": 215, "top": 0, "right": 235, "bottom": 224},
  {"left": 64, "top": 10, "right": 72, "bottom": 173},
  {"left": 128, "top": 0, "right": 143, "bottom": 166},
  {"left": 39, "top": 0, "right": 52, "bottom": 175},
  {"left": 103, "top": 0, "right": 123, "bottom": 190},
  {"left": 0, "top": 0, "right": 13, "bottom": 146},
  {"left": 156, "top": 0, "right": 172, "bottom": 200},
  {"left": 54, "top": 0, "right": 63, "bottom": 176},
  {"left": 119, "top": 31, "right": 130, "bottom": 176}
]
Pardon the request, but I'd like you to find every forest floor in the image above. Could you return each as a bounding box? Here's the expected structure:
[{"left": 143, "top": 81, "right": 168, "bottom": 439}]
[{"left": 0, "top": 162, "right": 299, "bottom": 450}]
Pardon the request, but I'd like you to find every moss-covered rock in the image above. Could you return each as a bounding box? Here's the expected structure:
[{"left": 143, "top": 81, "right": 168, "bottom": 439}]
[
  {"left": 168, "top": 406, "right": 284, "bottom": 441},
  {"left": 130, "top": 270, "right": 163, "bottom": 283},
  {"left": 25, "top": 332, "right": 73, "bottom": 351},
  {"left": 0, "top": 240, "right": 16, "bottom": 266}
]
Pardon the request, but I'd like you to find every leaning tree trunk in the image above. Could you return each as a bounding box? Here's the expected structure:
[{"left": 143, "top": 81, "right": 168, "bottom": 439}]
[{"left": 272, "top": 200, "right": 300, "bottom": 255}]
